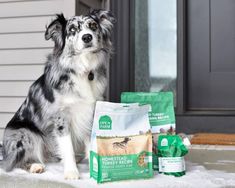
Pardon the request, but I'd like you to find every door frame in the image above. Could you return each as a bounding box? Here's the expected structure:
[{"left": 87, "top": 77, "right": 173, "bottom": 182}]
[{"left": 109, "top": 0, "right": 135, "bottom": 102}]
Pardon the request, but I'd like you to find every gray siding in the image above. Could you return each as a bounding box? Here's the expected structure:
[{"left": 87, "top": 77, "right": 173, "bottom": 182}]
[{"left": 0, "top": 0, "right": 75, "bottom": 140}]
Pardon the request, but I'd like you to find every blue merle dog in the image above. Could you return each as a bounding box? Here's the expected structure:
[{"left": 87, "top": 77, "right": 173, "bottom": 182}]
[{"left": 2, "top": 10, "right": 114, "bottom": 179}]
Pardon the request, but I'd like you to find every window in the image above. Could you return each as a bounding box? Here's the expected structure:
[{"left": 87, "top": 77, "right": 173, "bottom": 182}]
[{"left": 134, "top": 0, "right": 177, "bottom": 103}]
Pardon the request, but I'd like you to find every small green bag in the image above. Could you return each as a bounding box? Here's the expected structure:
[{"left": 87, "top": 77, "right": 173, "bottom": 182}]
[{"left": 158, "top": 135, "right": 188, "bottom": 177}]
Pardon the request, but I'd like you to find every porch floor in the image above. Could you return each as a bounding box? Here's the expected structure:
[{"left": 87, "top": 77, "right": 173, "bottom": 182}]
[{"left": 1, "top": 145, "right": 235, "bottom": 188}]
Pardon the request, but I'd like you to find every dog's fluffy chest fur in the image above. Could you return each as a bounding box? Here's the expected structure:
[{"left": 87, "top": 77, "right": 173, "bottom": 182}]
[
  {"left": 49, "top": 51, "right": 108, "bottom": 148},
  {"left": 56, "top": 51, "right": 107, "bottom": 107}
]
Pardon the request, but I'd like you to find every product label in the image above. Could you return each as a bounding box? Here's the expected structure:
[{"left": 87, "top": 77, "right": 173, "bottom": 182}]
[
  {"left": 158, "top": 157, "right": 185, "bottom": 173},
  {"left": 99, "top": 115, "right": 112, "bottom": 130},
  {"left": 121, "top": 92, "right": 176, "bottom": 128},
  {"left": 148, "top": 111, "right": 174, "bottom": 126},
  {"left": 90, "top": 151, "right": 153, "bottom": 183}
]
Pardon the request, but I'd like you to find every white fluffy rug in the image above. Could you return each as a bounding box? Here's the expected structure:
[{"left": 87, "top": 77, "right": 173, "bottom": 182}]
[{"left": 1, "top": 159, "right": 235, "bottom": 188}]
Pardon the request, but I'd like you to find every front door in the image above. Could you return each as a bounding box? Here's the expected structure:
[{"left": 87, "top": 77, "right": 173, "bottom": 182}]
[{"left": 177, "top": 0, "right": 235, "bottom": 133}]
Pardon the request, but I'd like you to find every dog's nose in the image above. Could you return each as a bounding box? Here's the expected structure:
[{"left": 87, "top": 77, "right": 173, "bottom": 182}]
[{"left": 82, "top": 34, "right": 92, "bottom": 43}]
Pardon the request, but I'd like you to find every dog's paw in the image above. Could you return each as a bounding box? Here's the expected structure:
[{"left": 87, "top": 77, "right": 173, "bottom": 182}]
[
  {"left": 64, "top": 170, "right": 80, "bottom": 180},
  {"left": 29, "top": 163, "right": 45, "bottom": 173}
]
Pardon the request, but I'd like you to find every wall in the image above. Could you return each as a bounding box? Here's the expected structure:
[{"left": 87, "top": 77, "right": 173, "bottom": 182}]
[{"left": 0, "top": 0, "right": 75, "bottom": 140}]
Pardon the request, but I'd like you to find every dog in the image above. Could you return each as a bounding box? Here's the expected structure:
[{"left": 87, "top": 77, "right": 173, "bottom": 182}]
[
  {"left": 2, "top": 9, "right": 114, "bottom": 179},
  {"left": 113, "top": 137, "right": 131, "bottom": 150}
]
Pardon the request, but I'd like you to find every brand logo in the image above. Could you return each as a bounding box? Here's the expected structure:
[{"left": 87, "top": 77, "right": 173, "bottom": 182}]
[
  {"left": 161, "top": 138, "right": 168, "bottom": 147},
  {"left": 99, "top": 115, "right": 112, "bottom": 130}
]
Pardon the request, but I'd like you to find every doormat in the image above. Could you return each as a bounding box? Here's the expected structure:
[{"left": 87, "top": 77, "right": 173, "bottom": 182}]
[{"left": 191, "top": 133, "right": 235, "bottom": 145}]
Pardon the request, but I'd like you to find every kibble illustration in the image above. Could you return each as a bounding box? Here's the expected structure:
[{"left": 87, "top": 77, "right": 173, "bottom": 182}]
[{"left": 138, "top": 152, "right": 147, "bottom": 167}]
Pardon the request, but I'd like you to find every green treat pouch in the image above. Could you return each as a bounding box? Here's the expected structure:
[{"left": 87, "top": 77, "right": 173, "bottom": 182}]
[
  {"left": 90, "top": 101, "right": 153, "bottom": 183},
  {"left": 158, "top": 135, "right": 188, "bottom": 177},
  {"left": 121, "top": 92, "right": 176, "bottom": 170}
]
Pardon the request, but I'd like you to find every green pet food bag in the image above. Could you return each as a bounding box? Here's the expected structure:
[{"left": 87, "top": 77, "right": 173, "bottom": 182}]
[
  {"left": 121, "top": 92, "right": 176, "bottom": 170},
  {"left": 90, "top": 101, "right": 153, "bottom": 183},
  {"left": 158, "top": 135, "right": 188, "bottom": 177}
]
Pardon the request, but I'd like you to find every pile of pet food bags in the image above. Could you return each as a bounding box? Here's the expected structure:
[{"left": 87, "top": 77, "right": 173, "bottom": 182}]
[{"left": 90, "top": 92, "right": 189, "bottom": 183}]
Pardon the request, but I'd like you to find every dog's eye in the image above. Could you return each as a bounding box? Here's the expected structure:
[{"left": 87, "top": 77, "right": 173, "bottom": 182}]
[
  {"left": 89, "top": 22, "right": 98, "bottom": 31},
  {"left": 69, "top": 26, "right": 76, "bottom": 33}
]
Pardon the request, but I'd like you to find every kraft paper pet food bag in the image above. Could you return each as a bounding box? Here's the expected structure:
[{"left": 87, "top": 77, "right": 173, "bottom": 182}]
[
  {"left": 121, "top": 92, "right": 176, "bottom": 170},
  {"left": 90, "top": 101, "right": 153, "bottom": 183}
]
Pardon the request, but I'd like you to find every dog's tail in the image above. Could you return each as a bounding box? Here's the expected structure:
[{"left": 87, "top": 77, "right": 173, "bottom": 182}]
[{"left": 2, "top": 140, "right": 25, "bottom": 171}]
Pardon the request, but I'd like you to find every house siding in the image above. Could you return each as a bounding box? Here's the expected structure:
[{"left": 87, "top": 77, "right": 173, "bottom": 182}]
[{"left": 0, "top": 0, "right": 75, "bottom": 141}]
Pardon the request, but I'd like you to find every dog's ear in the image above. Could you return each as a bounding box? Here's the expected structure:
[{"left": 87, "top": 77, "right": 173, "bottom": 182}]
[
  {"left": 45, "top": 14, "right": 67, "bottom": 52},
  {"left": 89, "top": 9, "right": 115, "bottom": 39}
]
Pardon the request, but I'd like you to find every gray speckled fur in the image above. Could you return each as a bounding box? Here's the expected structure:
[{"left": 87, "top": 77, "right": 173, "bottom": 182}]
[{"left": 2, "top": 10, "right": 114, "bottom": 172}]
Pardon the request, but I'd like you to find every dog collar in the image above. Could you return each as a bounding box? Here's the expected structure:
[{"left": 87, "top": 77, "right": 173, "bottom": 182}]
[{"left": 88, "top": 71, "right": 94, "bottom": 81}]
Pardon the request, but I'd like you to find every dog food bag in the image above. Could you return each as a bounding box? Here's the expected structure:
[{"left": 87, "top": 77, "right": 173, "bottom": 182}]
[
  {"left": 158, "top": 135, "right": 188, "bottom": 177},
  {"left": 121, "top": 92, "right": 176, "bottom": 170},
  {"left": 90, "top": 101, "right": 153, "bottom": 183}
]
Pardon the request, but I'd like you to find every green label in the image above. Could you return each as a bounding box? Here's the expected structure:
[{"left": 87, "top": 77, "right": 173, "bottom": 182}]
[
  {"left": 99, "top": 115, "right": 112, "bottom": 130},
  {"left": 121, "top": 92, "right": 175, "bottom": 127},
  {"left": 148, "top": 112, "right": 173, "bottom": 126},
  {"left": 90, "top": 151, "right": 153, "bottom": 183}
]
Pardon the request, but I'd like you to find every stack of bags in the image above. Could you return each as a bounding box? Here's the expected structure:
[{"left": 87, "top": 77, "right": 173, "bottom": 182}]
[{"left": 90, "top": 92, "right": 188, "bottom": 183}]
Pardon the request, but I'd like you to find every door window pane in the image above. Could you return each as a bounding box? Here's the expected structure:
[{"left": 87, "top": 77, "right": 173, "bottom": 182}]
[{"left": 134, "top": 0, "right": 177, "bottom": 103}]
